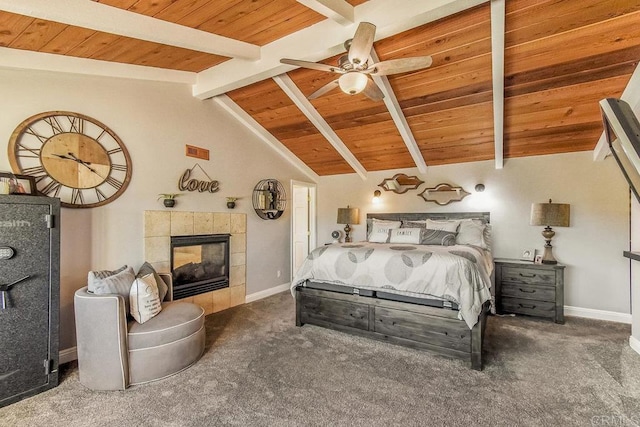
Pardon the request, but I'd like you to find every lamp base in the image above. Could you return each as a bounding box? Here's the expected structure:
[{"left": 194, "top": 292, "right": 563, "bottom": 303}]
[
  {"left": 541, "top": 242, "right": 557, "bottom": 264},
  {"left": 344, "top": 224, "right": 352, "bottom": 243}
]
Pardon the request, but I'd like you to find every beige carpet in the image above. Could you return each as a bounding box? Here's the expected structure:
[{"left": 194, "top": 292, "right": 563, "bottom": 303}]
[{"left": 2, "top": 292, "right": 639, "bottom": 426}]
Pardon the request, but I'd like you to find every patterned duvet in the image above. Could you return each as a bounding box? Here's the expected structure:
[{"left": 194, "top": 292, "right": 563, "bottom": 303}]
[{"left": 291, "top": 242, "right": 493, "bottom": 329}]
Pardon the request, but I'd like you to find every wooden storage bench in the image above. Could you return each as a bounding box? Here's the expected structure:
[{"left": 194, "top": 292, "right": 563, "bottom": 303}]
[{"left": 295, "top": 286, "right": 489, "bottom": 370}]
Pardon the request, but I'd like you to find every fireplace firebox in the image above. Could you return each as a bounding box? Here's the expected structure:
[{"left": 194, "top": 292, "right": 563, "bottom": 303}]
[{"left": 170, "top": 234, "right": 230, "bottom": 300}]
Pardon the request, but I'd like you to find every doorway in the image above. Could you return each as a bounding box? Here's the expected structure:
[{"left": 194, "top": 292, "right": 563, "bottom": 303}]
[{"left": 291, "top": 180, "right": 317, "bottom": 280}]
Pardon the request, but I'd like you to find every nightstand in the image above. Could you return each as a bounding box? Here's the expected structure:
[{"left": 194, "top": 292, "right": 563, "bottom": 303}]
[{"left": 494, "top": 258, "right": 565, "bottom": 324}]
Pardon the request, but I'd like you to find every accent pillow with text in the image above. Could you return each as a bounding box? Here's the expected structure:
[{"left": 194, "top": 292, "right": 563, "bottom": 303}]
[{"left": 130, "top": 273, "right": 162, "bottom": 324}]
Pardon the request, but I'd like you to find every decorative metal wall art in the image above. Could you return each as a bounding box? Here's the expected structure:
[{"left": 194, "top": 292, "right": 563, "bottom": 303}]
[
  {"left": 378, "top": 173, "right": 424, "bottom": 194},
  {"left": 252, "top": 179, "right": 286, "bottom": 220},
  {"left": 418, "top": 183, "right": 470, "bottom": 205},
  {"left": 179, "top": 163, "right": 219, "bottom": 193}
]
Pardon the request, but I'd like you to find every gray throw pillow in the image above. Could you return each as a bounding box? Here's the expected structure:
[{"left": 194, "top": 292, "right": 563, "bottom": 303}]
[
  {"left": 137, "top": 262, "right": 169, "bottom": 302},
  {"left": 87, "top": 265, "right": 127, "bottom": 286},
  {"left": 89, "top": 266, "right": 136, "bottom": 312},
  {"left": 420, "top": 229, "right": 457, "bottom": 246},
  {"left": 401, "top": 220, "right": 427, "bottom": 228}
]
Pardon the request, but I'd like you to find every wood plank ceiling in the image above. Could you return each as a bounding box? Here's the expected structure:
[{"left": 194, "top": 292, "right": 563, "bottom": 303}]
[{"left": 1, "top": 0, "right": 640, "bottom": 177}]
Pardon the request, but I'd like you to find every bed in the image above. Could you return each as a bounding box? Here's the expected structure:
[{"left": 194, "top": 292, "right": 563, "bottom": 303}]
[{"left": 291, "top": 212, "right": 493, "bottom": 370}]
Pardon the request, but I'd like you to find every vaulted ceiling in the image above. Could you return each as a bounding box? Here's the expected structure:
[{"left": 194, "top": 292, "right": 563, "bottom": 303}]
[{"left": 1, "top": 0, "right": 640, "bottom": 180}]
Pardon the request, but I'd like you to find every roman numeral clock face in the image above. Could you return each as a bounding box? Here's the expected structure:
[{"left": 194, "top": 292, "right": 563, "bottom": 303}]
[{"left": 8, "top": 111, "right": 132, "bottom": 208}]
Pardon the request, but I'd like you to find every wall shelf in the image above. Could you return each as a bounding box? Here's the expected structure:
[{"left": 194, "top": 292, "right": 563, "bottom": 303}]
[
  {"left": 623, "top": 251, "right": 640, "bottom": 262},
  {"left": 252, "top": 179, "right": 286, "bottom": 220}
]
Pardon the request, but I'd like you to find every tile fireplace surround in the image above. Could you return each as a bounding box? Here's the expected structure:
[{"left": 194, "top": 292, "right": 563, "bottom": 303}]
[{"left": 144, "top": 210, "right": 246, "bottom": 315}]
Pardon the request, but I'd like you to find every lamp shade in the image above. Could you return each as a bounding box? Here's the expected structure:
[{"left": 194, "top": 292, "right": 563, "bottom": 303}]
[
  {"left": 338, "top": 73, "right": 368, "bottom": 95},
  {"left": 530, "top": 200, "right": 570, "bottom": 227},
  {"left": 337, "top": 207, "right": 360, "bottom": 225}
]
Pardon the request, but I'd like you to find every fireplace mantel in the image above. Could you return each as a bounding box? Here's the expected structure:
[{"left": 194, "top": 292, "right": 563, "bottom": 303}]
[{"left": 144, "top": 210, "right": 246, "bottom": 314}]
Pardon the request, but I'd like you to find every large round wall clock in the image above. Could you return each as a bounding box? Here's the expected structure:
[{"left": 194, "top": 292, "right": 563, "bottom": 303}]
[{"left": 8, "top": 111, "right": 132, "bottom": 208}]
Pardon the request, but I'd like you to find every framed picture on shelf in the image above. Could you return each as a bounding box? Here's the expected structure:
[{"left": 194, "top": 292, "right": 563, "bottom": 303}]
[
  {"left": 534, "top": 254, "right": 543, "bottom": 264},
  {"left": 520, "top": 248, "right": 536, "bottom": 262},
  {"left": 0, "top": 172, "right": 37, "bottom": 195}
]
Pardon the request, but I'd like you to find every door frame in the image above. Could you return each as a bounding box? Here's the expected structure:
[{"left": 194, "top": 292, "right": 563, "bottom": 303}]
[{"left": 290, "top": 180, "right": 317, "bottom": 281}]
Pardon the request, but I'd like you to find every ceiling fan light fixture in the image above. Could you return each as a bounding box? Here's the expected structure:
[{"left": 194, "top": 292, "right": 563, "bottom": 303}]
[{"left": 338, "top": 72, "right": 368, "bottom": 95}]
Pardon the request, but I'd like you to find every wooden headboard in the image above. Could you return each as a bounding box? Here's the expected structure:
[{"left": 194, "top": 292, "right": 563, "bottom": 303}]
[{"left": 366, "top": 212, "right": 490, "bottom": 234}]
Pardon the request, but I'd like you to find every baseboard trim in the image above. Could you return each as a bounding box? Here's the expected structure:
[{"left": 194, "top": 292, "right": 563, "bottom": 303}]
[
  {"left": 245, "top": 282, "right": 290, "bottom": 303},
  {"left": 564, "top": 305, "right": 631, "bottom": 324},
  {"left": 59, "top": 346, "right": 77, "bottom": 364},
  {"left": 630, "top": 336, "right": 640, "bottom": 355}
]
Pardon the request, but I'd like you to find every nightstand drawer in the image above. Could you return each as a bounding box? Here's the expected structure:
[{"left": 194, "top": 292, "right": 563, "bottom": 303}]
[
  {"left": 494, "top": 259, "right": 564, "bottom": 324},
  {"left": 501, "top": 266, "right": 556, "bottom": 286},
  {"left": 501, "top": 297, "right": 556, "bottom": 319},
  {"left": 501, "top": 283, "right": 555, "bottom": 302}
]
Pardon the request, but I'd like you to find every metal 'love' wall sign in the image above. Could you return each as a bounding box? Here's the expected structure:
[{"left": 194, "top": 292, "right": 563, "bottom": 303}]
[{"left": 178, "top": 164, "right": 219, "bottom": 193}]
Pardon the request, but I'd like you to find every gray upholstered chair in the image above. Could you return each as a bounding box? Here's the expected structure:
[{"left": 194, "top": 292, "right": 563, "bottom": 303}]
[{"left": 74, "top": 273, "right": 205, "bottom": 390}]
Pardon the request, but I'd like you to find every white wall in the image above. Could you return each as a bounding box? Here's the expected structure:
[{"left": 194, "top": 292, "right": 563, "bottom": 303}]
[
  {"left": 631, "top": 199, "right": 639, "bottom": 347},
  {"left": 0, "top": 68, "right": 309, "bottom": 350},
  {"left": 317, "top": 152, "right": 631, "bottom": 314}
]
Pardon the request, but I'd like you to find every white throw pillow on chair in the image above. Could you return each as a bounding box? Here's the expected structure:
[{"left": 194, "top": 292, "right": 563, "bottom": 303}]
[{"left": 130, "top": 273, "right": 162, "bottom": 324}]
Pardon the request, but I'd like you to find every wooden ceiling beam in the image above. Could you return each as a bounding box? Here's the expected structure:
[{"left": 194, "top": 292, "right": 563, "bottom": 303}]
[
  {"left": 273, "top": 74, "right": 368, "bottom": 180},
  {"left": 0, "top": 46, "right": 196, "bottom": 83},
  {"left": 193, "top": 0, "right": 488, "bottom": 99},
  {"left": 213, "top": 94, "right": 320, "bottom": 182},
  {"left": 296, "top": 0, "right": 354, "bottom": 25},
  {"left": 490, "top": 0, "right": 505, "bottom": 169},
  {"left": 0, "top": 0, "right": 260, "bottom": 60},
  {"left": 593, "top": 62, "right": 640, "bottom": 161},
  {"left": 369, "top": 48, "right": 427, "bottom": 174}
]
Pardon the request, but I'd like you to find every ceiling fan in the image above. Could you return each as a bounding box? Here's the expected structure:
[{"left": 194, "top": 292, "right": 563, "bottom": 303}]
[{"left": 280, "top": 22, "right": 433, "bottom": 101}]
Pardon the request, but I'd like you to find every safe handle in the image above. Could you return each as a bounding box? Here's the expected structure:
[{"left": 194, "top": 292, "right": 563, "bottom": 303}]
[{"left": 0, "top": 275, "right": 30, "bottom": 310}]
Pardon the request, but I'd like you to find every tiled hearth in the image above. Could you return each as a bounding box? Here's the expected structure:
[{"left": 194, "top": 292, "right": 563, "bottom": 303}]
[{"left": 144, "top": 210, "right": 246, "bottom": 315}]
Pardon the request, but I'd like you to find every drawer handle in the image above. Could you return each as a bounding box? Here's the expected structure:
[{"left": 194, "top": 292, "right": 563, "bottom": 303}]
[
  {"left": 519, "top": 273, "right": 537, "bottom": 278},
  {"left": 518, "top": 303, "right": 536, "bottom": 309},
  {"left": 519, "top": 288, "right": 536, "bottom": 293}
]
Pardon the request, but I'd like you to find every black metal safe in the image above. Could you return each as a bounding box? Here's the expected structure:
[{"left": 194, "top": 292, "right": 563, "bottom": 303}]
[{"left": 0, "top": 195, "right": 60, "bottom": 407}]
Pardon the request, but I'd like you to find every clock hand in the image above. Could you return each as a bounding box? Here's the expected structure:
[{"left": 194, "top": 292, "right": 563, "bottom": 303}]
[
  {"left": 79, "top": 162, "right": 104, "bottom": 178},
  {"left": 53, "top": 153, "right": 73, "bottom": 160},
  {"left": 67, "top": 152, "right": 104, "bottom": 178},
  {"left": 67, "top": 152, "right": 93, "bottom": 165}
]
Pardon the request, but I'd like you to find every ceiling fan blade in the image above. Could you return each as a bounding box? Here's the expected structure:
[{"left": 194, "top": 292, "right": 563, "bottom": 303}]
[
  {"left": 348, "top": 22, "right": 376, "bottom": 66},
  {"left": 362, "top": 78, "right": 384, "bottom": 101},
  {"left": 308, "top": 79, "right": 340, "bottom": 99},
  {"left": 369, "top": 56, "right": 433, "bottom": 76},
  {"left": 280, "top": 58, "right": 341, "bottom": 73}
]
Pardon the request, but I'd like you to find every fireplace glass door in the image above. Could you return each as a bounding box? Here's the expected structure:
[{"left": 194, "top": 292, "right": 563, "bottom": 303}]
[{"left": 171, "top": 234, "right": 230, "bottom": 299}]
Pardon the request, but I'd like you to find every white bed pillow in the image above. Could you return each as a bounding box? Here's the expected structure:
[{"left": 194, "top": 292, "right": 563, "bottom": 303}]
[
  {"left": 456, "top": 219, "right": 491, "bottom": 249},
  {"left": 130, "top": 273, "right": 162, "bottom": 324},
  {"left": 371, "top": 219, "right": 401, "bottom": 227},
  {"left": 483, "top": 223, "right": 492, "bottom": 251},
  {"left": 389, "top": 228, "right": 422, "bottom": 244},
  {"left": 368, "top": 225, "right": 392, "bottom": 243},
  {"left": 368, "top": 219, "right": 401, "bottom": 243},
  {"left": 426, "top": 219, "right": 460, "bottom": 233}
]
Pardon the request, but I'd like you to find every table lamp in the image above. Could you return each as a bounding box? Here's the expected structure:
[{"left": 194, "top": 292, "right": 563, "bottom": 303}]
[
  {"left": 530, "top": 199, "right": 570, "bottom": 264},
  {"left": 337, "top": 206, "right": 360, "bottom": 243}
]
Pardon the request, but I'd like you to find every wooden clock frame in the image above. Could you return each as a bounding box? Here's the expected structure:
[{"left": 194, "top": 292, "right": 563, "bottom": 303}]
[{"left": 7, "top": 111, "right": 132, "bottom": 208}]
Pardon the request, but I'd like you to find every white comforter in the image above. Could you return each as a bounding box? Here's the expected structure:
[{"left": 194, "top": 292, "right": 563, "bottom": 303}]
[{"left": 291, "top": 242, "right": 493, "bottom": 329}]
